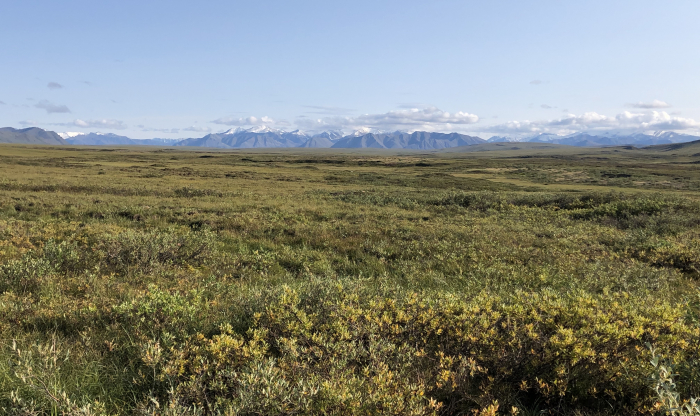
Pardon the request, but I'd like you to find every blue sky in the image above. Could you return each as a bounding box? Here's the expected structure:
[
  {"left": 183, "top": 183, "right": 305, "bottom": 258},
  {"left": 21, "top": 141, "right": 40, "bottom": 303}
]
[{"left": 1, "top": 0, "right": 699, "bottom": 139}]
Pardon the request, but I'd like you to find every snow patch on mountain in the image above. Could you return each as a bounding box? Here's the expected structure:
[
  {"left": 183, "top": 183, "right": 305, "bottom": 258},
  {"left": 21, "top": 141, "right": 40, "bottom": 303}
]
[
  {"left": 350, "top": 127, "right": 383, "bottom": 136},
  {"left": 58, "top": 132, "right": 86, "bottom": 139},
  {"left": 222, "top": 128, "right": 245, "bottom": 135},
  {"left": 248, "top": 125, "right": 280, "bottom": 134}
]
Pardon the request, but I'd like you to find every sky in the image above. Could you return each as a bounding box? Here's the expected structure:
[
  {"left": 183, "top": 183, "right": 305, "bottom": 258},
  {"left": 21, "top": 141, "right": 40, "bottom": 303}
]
[{"left": 1, "top": 0, "right": 699, "bottom": 139}]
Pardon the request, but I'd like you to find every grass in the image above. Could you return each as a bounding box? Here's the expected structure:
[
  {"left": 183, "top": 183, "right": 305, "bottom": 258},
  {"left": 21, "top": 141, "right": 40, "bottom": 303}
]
[{"left": 0, "top": 143, "right": 699, "bottom": 415}]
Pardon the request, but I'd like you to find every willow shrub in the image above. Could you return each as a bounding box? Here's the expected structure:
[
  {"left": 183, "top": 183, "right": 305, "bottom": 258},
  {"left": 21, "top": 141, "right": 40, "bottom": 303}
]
[
  {"left": 147, "top": 286, "right": 700, "bottom": 415},
  {"left": 96, "top": 228, "right": 217, "bottom": 275}
]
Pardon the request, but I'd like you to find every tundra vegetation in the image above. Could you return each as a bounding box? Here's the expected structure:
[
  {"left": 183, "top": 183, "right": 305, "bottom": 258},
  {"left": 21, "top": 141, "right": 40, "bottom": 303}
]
[{"left": 0, "top": 143, "right": 699, "bottom": 415}]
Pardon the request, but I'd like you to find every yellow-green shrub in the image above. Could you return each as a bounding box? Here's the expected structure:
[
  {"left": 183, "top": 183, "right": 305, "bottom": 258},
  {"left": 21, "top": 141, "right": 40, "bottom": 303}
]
[{"left": 156, "top": 286, "right": 699, "bottom": 415}]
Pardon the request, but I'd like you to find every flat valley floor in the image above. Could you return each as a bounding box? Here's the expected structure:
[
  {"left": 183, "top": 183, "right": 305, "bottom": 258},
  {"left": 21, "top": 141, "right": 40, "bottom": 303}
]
[{"left": 1, "top": 143, "right": 700, "bottom": 415}]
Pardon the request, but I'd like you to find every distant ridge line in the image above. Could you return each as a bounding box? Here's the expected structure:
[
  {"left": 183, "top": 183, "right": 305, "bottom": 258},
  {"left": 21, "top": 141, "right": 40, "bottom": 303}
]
[{"left": 3, "top": 126, "right": 700, "bottom": 150}]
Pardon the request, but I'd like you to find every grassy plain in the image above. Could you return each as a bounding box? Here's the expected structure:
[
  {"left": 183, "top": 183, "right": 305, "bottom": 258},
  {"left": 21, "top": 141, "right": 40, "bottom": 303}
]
[{"left": 1, "top": 143, "right": 699, "bottom": 415}]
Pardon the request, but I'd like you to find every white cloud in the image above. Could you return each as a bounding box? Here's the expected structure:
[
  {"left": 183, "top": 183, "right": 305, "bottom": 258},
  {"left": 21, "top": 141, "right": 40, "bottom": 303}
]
[
  {"left": 18, "top": 120, "right": 38, "bottom": 126},
  {"left": 483, "top": 110, "right": 699, "bottom": 135},
  {"left": 616, "top": 111, "right": 698, "bottom": 131},
  {"left": 73, "top": 119, "right": 127, "bottom": 130},
  {"left": 541, "top": 104, "right": 553, "bottom": 109},
  {"left": 212, "top": 116, "right": 276, "bottom": 126},
  {"left": 35, "top": 100, "right": 71, "bottom": 114},
  {"left": 138, "top": 127, "right": 180, "bottom": 133},
  {"left": 182, "top": 126, "right": 212, "bottom": 133},
  {"left": 530, "top": 80, "right": 542, "bottom": 85},
  {"left": 47, "top": 82, "right": 63, "bottom": 90},
  {"left": 296, "top": 107, "right": 479, "bottom": 132},
  {"left": 627, "top": 100, "right": 671, "bottom": 109}
]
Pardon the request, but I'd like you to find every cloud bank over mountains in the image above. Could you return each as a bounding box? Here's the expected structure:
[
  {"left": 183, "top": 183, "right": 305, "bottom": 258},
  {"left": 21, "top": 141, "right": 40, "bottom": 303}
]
[
  {"left": 201, "top": 107, "right": 698, "bottom": 138},
  {"left": 212, "top": 116, "right": 277, "bottom": 127},
  {"left": 295, "top": 107, "right": 480, "bottom": 133},
  {"left": 73, "top": 119, "right": 127, "bottom": 129},
  {"left": 206, "top": 108, "right": 480, "bottom": 135},
  {"left": 12, "top": 100, "right": 700, "bottom": 139},
  {"left": 484, "top": 111, "right": 699, "bottom": 136}
]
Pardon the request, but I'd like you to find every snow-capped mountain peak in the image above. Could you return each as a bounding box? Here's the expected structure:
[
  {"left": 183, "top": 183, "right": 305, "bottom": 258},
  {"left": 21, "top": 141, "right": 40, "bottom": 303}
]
[
  {"left": 222, "top": 127, "right": 245, "bottom": 135},
  {"left": 58, "top": 132, "right": 86, "bottom": 139},
  {"left": 247, "top": 125, "right": 279, "bottom": 134},
  {"left": 528, "top": 133, "right": 561, "bottom": 142},
  {"left": 351, "top": 127, "right": 381, "bottom": 136}
]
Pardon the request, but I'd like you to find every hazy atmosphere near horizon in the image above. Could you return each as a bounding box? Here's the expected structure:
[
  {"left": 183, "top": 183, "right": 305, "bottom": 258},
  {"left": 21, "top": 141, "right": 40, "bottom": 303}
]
[{"left": 2, "top": 0, "right": 699, "bottom": 140}]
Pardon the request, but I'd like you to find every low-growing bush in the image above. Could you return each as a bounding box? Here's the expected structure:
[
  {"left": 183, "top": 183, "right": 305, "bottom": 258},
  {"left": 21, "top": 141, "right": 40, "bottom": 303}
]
[
  {"left": 97, "top": 229, "right": 216, "bottom": 275},
  {"left": 0, "top": 256, "right": 52, "bottom": 295},
  {"left": 649, "top": 346, "right": 700, "bottom": 416},
  {"left": 148, "top": 286, "right": 700, "bottom": 415},
  {"left": 173, "top": 187, "right": 223, "bottom": 198},
  {"left": 114, "top": 285, "right": 205, "bottom": 345},
  {"left": 431, "top": 191, "right": 509, "bottom": 212},
  {"left": 42, "top": 239, "right": 84, "bottom": 274}
]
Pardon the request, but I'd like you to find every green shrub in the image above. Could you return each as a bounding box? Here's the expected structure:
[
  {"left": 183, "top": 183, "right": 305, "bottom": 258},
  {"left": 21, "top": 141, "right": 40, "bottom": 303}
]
[
  {"left": 173, "top": 187, "right": 222, "bottom": 198},
  {"left": 0, "top": 256, "right": 52, "bottom": 295},
  {"left": 649, "top": 345, "right": 700, "bottom": 416},
  {"left": 42, "top": 239, "right": 84, "bottom": 274},
  {"left": 154, "top": 286, "right": 700, "bottom": 415},
  {"left": 432, "top": 191, "right": 509, "bottom": 211},
  {"left": 4, "top": 337, "right": 109, "bottom": 416},
  {"left": 97, "top": 229, "right": 216, "bottom": 275},
  {"left": 114, "top": 285, "right": 205, "bottom": 345}
]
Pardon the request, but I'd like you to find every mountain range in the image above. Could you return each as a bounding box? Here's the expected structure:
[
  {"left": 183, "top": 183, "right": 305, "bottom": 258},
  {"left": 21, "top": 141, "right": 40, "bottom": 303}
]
[
  {"left": 171, "top": 128, "right": 486, "bottom": 150},
  {"left": 487, "top": 131, "right": 700, "bottom": 147},
  {"left": 2, "top": 126, "right": 700, "bottom": 150},
  {"left": 59, "top": 132, "right": 180, "bottom": 146},
  {"left": 174, "top": 127, "right": 315, "bottom": 148},
  {"left": 331, "top": 131, "right": 485, "bottom": 149}
]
